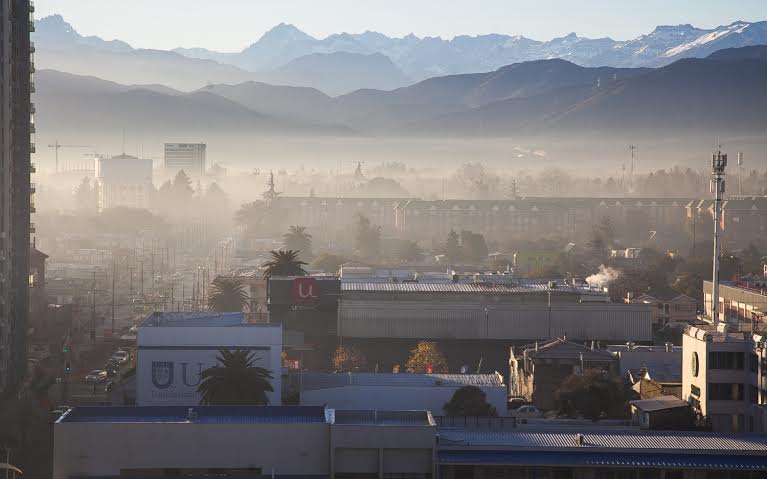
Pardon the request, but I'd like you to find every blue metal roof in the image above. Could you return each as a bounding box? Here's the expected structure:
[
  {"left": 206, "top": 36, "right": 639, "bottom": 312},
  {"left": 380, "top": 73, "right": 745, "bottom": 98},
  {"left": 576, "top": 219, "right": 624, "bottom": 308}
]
[
  {"left": 59, "top": 406, "right": 329, "bottom": 424},
  {"left": 439, "top": 450, "right": 767, "bottom": 471}
]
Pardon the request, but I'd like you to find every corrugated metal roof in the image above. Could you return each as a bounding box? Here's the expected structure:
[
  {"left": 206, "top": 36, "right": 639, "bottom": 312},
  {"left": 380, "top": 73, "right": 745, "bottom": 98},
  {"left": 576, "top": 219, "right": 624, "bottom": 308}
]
[
  {"left": 438, "top": 429, "right": 767, "bottom": 452},
  {"left": 342, "top": 282, "right": 602, "bottom": 295},
  {"left": 333, "top": 409, "right": 435, "bottom": 426},
  {"left": 630, "top": 396, "right": 688, "bottom": 412},
  {"left": 301, "top": 372, "right": 505, "bottom": 391},
  {"left": 439, "top": 450, "right": 767, "bottom": 470},
  {"left": 59, "top": 406, "right": 329, "bottom": 424}
]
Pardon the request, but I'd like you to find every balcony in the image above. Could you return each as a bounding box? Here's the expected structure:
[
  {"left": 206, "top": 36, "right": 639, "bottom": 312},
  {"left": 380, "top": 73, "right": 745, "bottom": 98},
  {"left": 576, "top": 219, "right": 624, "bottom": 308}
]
[
  {"left": 30, "top": 42, "right": 35, "bottom": 53},
  {"left": 30, "top": 142, "right": 35, "bottom": 154},
  {"left": 30, "top": 62, "right": 35, "bottom": 74},
  {"left": 30, "top": 2, "right": 35, "bottom": 13},
  {"left": 30, "top": 82, "right": 35, "bottom": 93},
  {"left": 29, "top": 122, "right": 35, "bottom": 134},
  {"left": 30, "top": 201, "right": 36, "bottom": 213},
  {"left": 30, "top": 183, "right": 36, "bottom": 194},
  {"left": 29, "top": 223, "right": 35, "bottom": 234},
  {"left": 30, "top": 163, "right": 36, "bottom": 174},
  {"left": 29, "top": 21, "right": 35, "bottom": 32}
]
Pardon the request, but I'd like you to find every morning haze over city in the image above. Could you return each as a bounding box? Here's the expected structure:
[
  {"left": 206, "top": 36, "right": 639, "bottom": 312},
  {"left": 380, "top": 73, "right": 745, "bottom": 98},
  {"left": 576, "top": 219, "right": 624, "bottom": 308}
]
[{"left": 1, "top": 1, "right": 767, "bottom": 478}]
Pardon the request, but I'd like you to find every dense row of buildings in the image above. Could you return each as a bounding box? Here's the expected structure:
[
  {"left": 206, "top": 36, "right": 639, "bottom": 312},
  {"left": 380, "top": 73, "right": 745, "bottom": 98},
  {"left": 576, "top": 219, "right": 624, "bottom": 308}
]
[{"left": 258, "top": 195, "right": 767, "bottom": 247}]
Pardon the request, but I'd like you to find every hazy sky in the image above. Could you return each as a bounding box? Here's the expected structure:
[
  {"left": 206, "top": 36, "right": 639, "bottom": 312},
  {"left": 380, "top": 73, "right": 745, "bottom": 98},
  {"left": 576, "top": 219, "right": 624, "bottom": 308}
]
[{"left": 35, "top": 0, "right": 767, "bottom": 51}]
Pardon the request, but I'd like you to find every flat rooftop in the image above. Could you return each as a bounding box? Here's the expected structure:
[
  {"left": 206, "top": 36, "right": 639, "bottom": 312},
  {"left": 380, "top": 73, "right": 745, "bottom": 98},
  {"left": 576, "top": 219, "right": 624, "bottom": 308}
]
[
  {"left": 58, "top": 406, "right": 329, "bottom": 424},
  {"left": 140, "top": 312, "right": 282, "bottom": 328},
  {"left": 301, "top": 372, "right": 505, "bottom": 391},
  {"left": 438, "top": 428, "right": 767, "bottom": 453},
  {"left": 341, "top": 281, "right": 603, "bottom": 295}
]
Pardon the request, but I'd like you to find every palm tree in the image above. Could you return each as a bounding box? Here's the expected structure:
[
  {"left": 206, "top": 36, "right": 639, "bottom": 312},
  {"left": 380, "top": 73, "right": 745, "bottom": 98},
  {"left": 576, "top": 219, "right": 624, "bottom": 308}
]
[
  {"left": 198, "top": 349, "right": 274, "bottom": 405},
  {"left": 208, "top": 277, "right": 249, "bottom": 312},
  {"left": 262, "top": 250, "right": 308, "bottom": 278},
  {"left": 283, "top": 226, "right": 312, "bottom": 257}
]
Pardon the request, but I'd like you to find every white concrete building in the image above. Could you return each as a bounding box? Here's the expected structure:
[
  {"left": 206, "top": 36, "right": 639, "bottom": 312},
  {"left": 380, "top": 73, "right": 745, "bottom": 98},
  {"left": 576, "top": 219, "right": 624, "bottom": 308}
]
[
  {"left": 300, "top": 372, "right": 508, "bottom": 416},
  {"left": 53, "top": 406, "right": 438, "bottom": 479},
  {"left": 136, "top": 312, "right": 282, "bottom": 406},
  {"left": 94, "top": 154, "right": 153, "bottom": 211},
  {"left": 164, "top": 142, "right": 206, "bottom": 178},
  {"left": 682, "top": 325, "right": 766, "bottom": 432}
]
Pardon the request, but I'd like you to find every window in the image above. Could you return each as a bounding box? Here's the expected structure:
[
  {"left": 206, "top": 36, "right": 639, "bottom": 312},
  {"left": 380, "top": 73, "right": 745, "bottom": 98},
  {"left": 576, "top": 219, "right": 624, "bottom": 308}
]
[
  {"left": 709, "top": 382, "right": 744, "bottom": 401},
  {"left": 690, "top": 384, "right": 701, "bottom": 397},
  {"left": 709, "top": 351, "right": 744, "bottom": 370},
  {"left": 750, "top": 353, "right": 759, "bottom": 373},
  {"left": 749, "top": 385, "right": 759, "bottom": 404}
]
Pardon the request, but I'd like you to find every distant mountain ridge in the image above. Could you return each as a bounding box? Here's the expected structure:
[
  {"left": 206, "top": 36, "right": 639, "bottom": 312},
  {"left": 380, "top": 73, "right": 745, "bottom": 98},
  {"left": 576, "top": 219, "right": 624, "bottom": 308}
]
[
  {"left": 34, "top": 47, "right": 767, "bottom": 142},
  {"left": 170, "top": 20, "right": 767, "bottom": 79},
  {"left": 32, "top": 15, "right": 412, "bottom": 95},
  {"left": 34, "top": 15, "right": 767, "bottom": 95}
]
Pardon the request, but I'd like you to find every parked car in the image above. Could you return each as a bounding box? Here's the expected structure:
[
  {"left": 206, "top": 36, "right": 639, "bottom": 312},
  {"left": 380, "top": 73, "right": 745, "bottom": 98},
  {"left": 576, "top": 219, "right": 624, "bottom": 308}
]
[
  {"left": 511, "top": 405, "right": 544, "bottom": 419},
  {"left": 111, "top": 350, "right": 130, "bottom": 364},
  {"left": 85, "top": 370, "right": 107, "bottom": 383}
]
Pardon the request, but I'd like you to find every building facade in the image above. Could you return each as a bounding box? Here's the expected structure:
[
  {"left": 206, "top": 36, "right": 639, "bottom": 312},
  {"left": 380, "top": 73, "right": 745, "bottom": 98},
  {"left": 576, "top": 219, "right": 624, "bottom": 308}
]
[
  {"left": 54, "top": 406, "right": 767, "bottom": 479},
  {"left": 94, "top": 154, "right": 153, "bottom": 211},
  {"left": 163, "top": 142, "right": 206, "bottom": 178},
  {"left": 703, "top": 280, "right": 767, "bottom": 326},
  {"left": 0, "top": 0, "right": 32, "bottom": 396},
  {"left": 682, "top": 325, "right": 767, "bottom": 433},
  {"left": 136, "top": 312, "right": 282, "bottom": 406}
]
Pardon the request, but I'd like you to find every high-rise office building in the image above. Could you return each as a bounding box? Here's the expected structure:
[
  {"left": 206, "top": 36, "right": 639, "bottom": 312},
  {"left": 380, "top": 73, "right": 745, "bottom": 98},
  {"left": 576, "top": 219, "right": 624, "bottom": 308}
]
[
  {"left": 164, "top": 142, "right": 206, "bottom": 178},
  {"left": 0, "top": 0, "right": 33, "bottom": 396}
]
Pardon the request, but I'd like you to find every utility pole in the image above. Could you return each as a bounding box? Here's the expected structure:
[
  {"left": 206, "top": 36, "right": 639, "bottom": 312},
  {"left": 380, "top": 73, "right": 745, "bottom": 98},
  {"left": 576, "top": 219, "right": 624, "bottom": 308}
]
[
  {"left": 139, "top": 260, "right": 144, "bottom": 296},
  {"left": 711, "top": 150, "right": 727, "bottom": 325},
  {"left": 91, "top": 271, "right": 97, "bottom": 341},
  {"left": 628, "top": 145, "right": 636, "bottom": 192},
  {"left": 128, "top": 266, "right": 134, "bottom": 295},
  {"left": 111, "top": 260, "right": 116, "bottom": 335}
]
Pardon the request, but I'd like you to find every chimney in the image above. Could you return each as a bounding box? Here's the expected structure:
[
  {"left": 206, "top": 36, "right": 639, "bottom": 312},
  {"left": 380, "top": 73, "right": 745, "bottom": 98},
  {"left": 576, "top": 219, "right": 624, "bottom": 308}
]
[
  {"left": 535, "top": 341, "right": 539, "bottom": 352},
  {"left": 665, "top": 342, "right": 673, "bottom": 353}
]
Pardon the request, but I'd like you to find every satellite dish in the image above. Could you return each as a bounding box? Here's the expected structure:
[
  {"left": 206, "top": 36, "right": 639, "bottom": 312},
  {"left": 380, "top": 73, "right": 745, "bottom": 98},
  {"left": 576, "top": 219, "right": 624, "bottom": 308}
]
[{"left": 460, "top": 365, "right": 469, "bottom": 374}]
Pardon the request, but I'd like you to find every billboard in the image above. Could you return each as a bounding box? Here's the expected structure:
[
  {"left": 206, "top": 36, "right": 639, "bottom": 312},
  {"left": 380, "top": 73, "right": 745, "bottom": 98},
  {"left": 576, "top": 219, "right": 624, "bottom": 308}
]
[{"left": 268, "top": 276, "right": 340, "bottom": 312}]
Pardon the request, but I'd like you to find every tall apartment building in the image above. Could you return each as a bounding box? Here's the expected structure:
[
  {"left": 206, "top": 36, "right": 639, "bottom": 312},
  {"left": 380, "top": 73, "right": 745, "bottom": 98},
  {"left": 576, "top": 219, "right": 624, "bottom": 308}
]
[
  {"left": 163, "top": 142, "right": 205, "bottom": 178},
  {"left": 94, "top": 153, "right": 153, "bottom": 211},
  {"left": 0, "top": 0, "right": 33, "bottom": 395}
]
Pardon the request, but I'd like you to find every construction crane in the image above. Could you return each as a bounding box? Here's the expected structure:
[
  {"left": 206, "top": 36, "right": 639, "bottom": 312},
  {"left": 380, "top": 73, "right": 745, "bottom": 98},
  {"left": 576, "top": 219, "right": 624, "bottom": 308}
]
[{"left": 48, "top": 140, "right": 92, "bottom": 173}]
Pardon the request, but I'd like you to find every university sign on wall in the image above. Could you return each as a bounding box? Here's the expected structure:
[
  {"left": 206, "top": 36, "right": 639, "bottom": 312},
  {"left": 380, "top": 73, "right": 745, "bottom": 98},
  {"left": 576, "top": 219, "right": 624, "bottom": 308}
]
[{"left": 137, "top": 345, "right": 273, "bottom": 405}]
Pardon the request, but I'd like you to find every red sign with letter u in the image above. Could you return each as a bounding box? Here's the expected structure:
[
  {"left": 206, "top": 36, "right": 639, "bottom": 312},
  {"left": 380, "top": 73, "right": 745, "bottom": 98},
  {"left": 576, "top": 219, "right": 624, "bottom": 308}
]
[{"left": 292, "top": 277, "right": 319, "bottom": 304}]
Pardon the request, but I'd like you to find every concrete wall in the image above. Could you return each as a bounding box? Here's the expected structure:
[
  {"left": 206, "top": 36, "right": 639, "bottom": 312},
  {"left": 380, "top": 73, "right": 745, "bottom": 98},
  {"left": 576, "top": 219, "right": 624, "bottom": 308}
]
[
  {"left": 136, "top": 324, "right": 282, "bottom": 406},
  {"left": 682, "top": 330, "right": 753, "bottom": 432},
  {"left": 53, "top": 422, "right": 330, "bottom": 479},
  {"left": 302, "top": 385, "right": 508, "bottom": 416},
  {"left": 339, "top": 301, "right": 652, "bottom": 341},
  {"left": 332, "top": 424, "right": 435, "bottom": 477}
]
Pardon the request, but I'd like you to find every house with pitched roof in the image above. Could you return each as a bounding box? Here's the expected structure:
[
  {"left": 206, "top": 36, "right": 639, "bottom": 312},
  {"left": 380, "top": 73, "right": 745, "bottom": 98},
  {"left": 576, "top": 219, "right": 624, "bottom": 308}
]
[{"left": 509, "top": 338, "right": 618, "bottom": 411}]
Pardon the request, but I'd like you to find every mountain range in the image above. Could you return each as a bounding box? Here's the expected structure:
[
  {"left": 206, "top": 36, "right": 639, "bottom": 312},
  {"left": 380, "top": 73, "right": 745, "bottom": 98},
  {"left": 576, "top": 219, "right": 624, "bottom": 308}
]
[
  {"left": 34, "top": 15, "right": 767, "bottom": 95},
  {"left": 174, "top": 20, "right": 767, "bottom": 79},
  {"left": 34, "top": 46, "right": 767, "bottom": 143}
]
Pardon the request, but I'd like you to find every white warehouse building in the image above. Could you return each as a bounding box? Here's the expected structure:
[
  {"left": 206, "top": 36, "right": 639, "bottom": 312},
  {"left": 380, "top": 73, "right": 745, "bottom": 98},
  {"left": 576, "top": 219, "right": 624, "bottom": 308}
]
[
  {"left": 299, "top": 372, "right": 508, "bottom": 415},
  {"left": 136, "top": 312, "right": 282, "bottom": 406}
]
